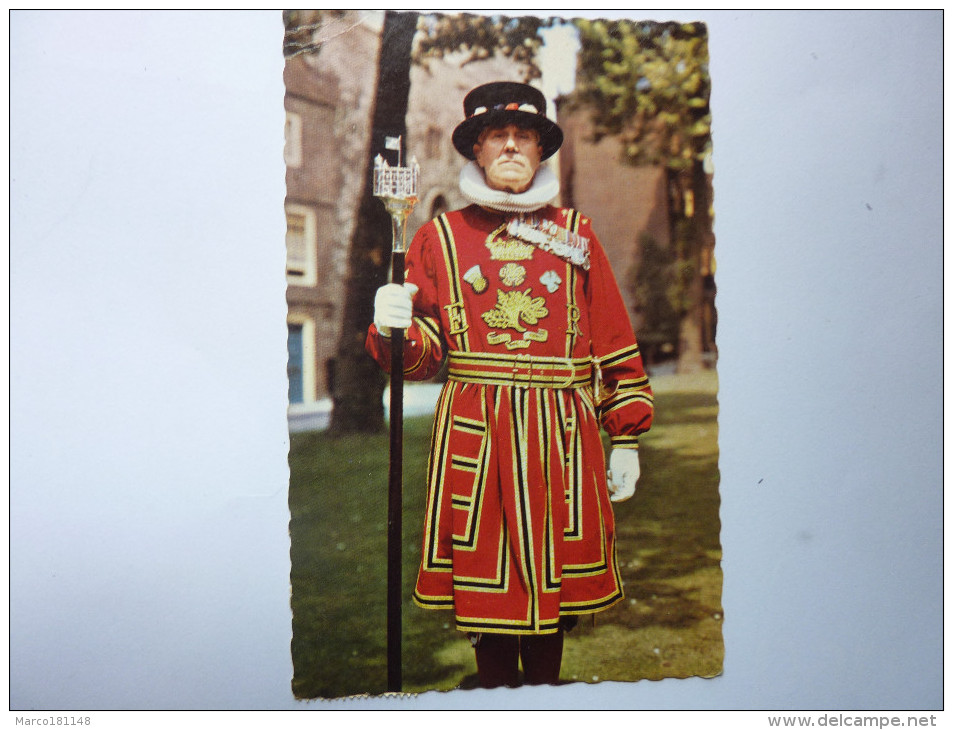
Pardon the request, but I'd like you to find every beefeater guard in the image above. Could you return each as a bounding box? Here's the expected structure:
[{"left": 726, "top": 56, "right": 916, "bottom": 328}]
[{"left": 367, "top": 81, "right": 654, "bottom": 689}]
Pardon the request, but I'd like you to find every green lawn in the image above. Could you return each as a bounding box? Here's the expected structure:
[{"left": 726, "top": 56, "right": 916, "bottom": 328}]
[{"left": 288, "top": 369, "right": 723, "bottom": 699}]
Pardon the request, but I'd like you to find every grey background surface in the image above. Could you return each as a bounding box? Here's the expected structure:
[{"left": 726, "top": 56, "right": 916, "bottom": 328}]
[{"left": 10, "top": 10, "right": 942, "bottom": 711}]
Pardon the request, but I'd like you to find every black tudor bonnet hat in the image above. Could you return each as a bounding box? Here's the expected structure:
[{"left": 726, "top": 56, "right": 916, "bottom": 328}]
[{"left": 451, "top": 81, "right": 564, "bottom": 161}]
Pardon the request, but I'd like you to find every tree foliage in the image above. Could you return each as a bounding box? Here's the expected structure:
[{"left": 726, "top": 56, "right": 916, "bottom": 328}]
[
  {"left": 282, "top": 9, "right": 350, "bottom": 59},
  {"left": 628, "top": 233, "right": 679, "bottom": 362},
  {"left": 413, "top": 12, "right": 556, "bottom": 80},
  {"left": 570, "top": 19, "right": 711, "bottom": 172},
  {"left": 569, "top": 19, "right": 715, "bottom": 371}
]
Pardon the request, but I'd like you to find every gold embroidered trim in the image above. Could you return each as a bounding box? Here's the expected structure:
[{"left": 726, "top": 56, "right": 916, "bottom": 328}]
[
  {"left": 486, "top": 329, "right": 549, "bottom": 349},
  {"left": 498, "top": 263, "right": 527, "bottom": 287},
  {"left": 436, "top": 214, "right": 471, "bottom": 351},
  {"left": 446, "top": 351, "right": 592, "bottom": 389},
  {"left": 485, "top": 223, "right": 535, "bottom": 262},
  {"left": 481, "top": 288, "right": 549, "bottom": 332}
]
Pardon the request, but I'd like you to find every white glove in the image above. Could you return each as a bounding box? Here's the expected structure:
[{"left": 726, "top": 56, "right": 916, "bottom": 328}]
[
  {"left": 373, "top": 282, "right": 418, "bottom": 336},
  {"left": 607, "top": 448, "right": 641, "bottom": 502}
]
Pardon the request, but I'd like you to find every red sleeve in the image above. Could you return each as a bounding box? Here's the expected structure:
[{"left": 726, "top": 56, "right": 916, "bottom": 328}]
[
  {"left": 365, "top": 221, "right": 446, "bottom": 381},
  {"left": 584, "top": 229, "right": 654, "bottom": 447}
]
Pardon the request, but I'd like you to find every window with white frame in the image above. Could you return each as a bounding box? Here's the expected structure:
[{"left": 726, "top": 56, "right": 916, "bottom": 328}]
[{"left": 285, "top": 204, "right": 317, "bottom": 286}]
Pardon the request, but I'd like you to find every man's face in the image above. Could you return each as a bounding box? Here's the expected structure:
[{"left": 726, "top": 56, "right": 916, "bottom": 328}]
[{"left": 473, "top": 123, "right": 543, "bottom": 194}]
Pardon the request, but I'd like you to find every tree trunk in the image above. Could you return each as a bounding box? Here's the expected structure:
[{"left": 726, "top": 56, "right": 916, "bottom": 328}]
[
  {"left": 676, "top": 276, "right": 705, "bottom": 374},
  {"left": 329, "top": 10, "right": 419, "bottom": 434},
  {"left": 675, "top": 158, "right": 714, "bottom": 375}
]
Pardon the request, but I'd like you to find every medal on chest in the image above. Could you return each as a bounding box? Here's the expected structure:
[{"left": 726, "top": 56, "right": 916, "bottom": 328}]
[
  {"left": 506, "top": 215, "right": 591, "bottom": 270},
  {"left": 483, "top": 215, "right": 590, "bottom": 271}
]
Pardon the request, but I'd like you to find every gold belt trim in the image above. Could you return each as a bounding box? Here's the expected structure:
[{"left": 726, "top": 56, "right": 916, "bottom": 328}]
[{"left": 447, "top": 352, "right": 593, "bottom": 389}]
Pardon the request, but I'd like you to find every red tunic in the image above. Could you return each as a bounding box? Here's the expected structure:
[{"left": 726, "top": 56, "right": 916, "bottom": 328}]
[{"left": 366, "top": 204, "right": 653, "bottom": 635}]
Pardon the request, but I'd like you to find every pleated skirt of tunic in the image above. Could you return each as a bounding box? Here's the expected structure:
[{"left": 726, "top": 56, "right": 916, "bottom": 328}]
[{"left": 412, "top": 379, "right": 624, "bottom": 635}]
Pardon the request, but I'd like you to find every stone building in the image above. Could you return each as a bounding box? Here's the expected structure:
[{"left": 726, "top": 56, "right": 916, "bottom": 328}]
[
  {"left": 555, "top": 105, "right": 673, "bottom": 340},
  {"left": 283, "top": 11, "right": 383, "bottom": 412},
  {"left": 282, "top": 10, "right": 531, "bottom": 417}
]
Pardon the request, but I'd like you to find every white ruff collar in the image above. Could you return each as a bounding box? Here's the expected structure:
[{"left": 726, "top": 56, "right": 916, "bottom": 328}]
[{"left": 459, "top": 161, "right": 560, "bottom": 213}]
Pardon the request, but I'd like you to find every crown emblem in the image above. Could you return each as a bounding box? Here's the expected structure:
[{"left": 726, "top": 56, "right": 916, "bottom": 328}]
[{"left": 485, "top": 236, "right": 535, "bottom": 262}]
